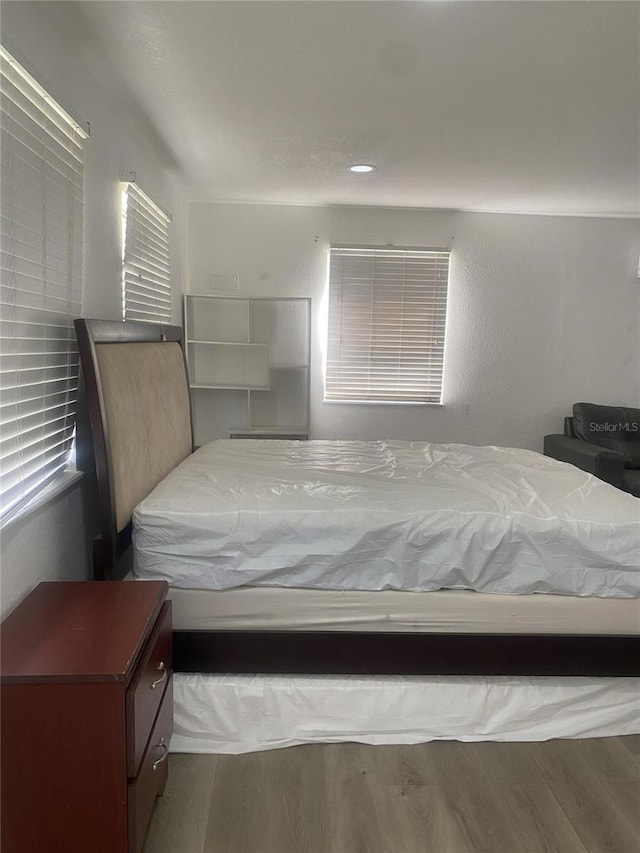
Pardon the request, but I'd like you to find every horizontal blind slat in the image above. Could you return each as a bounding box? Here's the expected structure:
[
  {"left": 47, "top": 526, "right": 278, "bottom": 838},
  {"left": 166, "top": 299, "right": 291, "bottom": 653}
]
[
  {"left": 1, "top": 49, "right": 84, "bottom": 519},
  {"left": 0, "top": 54, "right": 86, "bottom": 146},
  {"left": 123, "top": 265, "right": 171, "bottom": 289},
  {"left": 0, "top": 79, "right": 84, "bottom": 154},
  {"left": 121, "top": 279, "right": 172, "bottom": 302},
  {"left": 126, "top": 184, "right": 171, "bottom": 226}
]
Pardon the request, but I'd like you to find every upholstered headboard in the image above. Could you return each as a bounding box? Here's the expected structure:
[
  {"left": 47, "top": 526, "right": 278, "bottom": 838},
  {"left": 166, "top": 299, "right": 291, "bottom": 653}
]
[{"left": 75, "top": 319, "right": 193, "bottom": 579}]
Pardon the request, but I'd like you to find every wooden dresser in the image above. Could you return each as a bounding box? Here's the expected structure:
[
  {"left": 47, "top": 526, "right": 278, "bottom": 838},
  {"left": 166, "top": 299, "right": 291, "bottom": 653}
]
[{"left": 1, "top": 581, "right": 172, "bottom": 853}]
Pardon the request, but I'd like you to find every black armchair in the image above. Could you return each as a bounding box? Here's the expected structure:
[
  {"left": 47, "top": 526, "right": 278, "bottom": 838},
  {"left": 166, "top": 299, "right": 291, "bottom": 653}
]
[{"left": 544, "top": 403, "right": 640, "bottom": 497}]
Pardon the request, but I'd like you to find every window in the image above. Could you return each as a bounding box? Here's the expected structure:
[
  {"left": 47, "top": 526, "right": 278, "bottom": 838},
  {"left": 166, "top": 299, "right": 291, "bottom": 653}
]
[
  {"left": 325, "top": 246, "right": 450, "bottom": 404},
  {"left": 121, "top": 179, "right": 171, "bottom": 323},
  {"left": 0, "top": 45, "right": 88, "bottom": 522}
]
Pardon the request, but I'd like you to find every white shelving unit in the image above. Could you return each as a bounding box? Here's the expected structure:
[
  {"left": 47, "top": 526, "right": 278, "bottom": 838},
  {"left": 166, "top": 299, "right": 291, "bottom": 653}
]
[{"left": 184, "top": 294, "right": 311, "bottom": 441}]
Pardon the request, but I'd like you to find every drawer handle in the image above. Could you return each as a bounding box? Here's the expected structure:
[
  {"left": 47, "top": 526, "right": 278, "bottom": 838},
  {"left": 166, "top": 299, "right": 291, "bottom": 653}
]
[
  {"left": 150, "top": 661, "right": 167, "bottom": 690},
  {"left": 152, "top": 737, "right": 168, "bottom": 772}
]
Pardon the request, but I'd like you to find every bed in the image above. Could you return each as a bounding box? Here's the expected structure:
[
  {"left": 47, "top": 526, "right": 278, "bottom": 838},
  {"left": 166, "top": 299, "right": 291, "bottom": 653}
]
[{"left": 75, "top": 318, "right": 640, "bottom": 751}]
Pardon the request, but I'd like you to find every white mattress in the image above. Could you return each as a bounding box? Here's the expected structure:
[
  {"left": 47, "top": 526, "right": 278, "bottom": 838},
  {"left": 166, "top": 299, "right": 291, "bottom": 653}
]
[
  {"left": 167, "top": 585, "right": 640, "bottom": 635},
  {"left": 134, "top": 439, "right": 640, "bottom": 597}
]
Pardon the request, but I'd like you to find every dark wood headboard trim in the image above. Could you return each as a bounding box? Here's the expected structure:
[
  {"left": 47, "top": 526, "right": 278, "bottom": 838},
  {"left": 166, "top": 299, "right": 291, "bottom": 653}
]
[{"left": 75, "top": 318, "right": 193, "bottom": 580}]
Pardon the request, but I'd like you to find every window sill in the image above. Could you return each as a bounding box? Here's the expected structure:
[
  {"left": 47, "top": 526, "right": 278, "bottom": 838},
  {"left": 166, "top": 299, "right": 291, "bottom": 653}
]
[{"left": 1, "top": 470, "right": 83, "bottom": 532}]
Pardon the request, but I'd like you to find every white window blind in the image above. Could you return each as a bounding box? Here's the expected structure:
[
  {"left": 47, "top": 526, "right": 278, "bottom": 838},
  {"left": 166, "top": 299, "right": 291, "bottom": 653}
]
[
  {"left": 325, "top": 246, "right": 450, "bottom": 404},
  {"left": 0, "top": 45, "right": 88, "bottom": 521},
  {"left": 121, "top": 180, "right": 171, "bottom": 323}
]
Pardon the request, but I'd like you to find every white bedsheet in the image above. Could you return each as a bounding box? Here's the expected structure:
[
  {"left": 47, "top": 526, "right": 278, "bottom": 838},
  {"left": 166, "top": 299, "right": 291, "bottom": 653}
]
[
  {"left": 133, "top": 439, "right": 640, "bottom": 597},
  {"left": 171, "top": 673, "right": 640, "bottom": 754}
]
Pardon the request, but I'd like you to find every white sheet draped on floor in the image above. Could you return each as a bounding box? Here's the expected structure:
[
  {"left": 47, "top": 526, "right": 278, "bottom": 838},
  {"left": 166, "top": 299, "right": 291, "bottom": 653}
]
[{"left": 169, "top": 673, "right": 640, "bottom": 754}]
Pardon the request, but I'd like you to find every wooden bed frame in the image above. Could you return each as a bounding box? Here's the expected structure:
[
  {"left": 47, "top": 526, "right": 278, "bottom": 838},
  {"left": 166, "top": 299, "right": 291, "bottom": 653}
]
[{"left": 74, "top": 318, "right": 640, "bottom": 677}]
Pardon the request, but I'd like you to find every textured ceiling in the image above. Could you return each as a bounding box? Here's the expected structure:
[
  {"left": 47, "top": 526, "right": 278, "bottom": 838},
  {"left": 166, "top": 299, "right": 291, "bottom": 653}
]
[{"left": 65, "top": 1, "right": 640, "bottom": 215}]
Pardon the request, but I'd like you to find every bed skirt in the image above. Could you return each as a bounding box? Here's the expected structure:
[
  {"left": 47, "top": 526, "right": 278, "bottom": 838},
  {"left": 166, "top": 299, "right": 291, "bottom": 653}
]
[{"left": 170, "top": 673, "right": 640, "bottom": 754}]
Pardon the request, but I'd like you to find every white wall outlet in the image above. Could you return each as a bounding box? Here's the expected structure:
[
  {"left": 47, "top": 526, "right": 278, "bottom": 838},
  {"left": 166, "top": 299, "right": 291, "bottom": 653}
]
[{"left": 210, "top": 273, "right": 239, "bottom": 292}]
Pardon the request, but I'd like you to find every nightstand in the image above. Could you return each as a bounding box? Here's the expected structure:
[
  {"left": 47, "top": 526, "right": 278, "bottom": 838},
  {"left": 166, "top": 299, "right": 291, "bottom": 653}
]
[{"left": 1, "top": 580, "right": 172, "bottom": 853}]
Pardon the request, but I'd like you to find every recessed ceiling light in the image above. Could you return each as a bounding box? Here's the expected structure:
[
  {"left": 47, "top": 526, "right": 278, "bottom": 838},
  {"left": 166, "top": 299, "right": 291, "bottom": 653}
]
[{"left": 349, "top": 164, "right": 375, "bottom": 173}]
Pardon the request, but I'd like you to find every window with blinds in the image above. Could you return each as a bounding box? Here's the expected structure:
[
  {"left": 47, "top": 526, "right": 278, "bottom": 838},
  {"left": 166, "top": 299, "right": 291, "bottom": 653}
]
[
  {"left": 325, "top": 246, "right": 450, "bottom": 404},
  {"left": 0, "top": 45, "right": 88, "bottom": 522},
  {"left": 121, "top": 181, "right": 171, "bottom": 323}
]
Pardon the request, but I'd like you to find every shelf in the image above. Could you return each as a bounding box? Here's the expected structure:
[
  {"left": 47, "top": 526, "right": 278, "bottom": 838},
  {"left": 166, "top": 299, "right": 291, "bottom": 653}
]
[
  {"left": 230, "top": 428, "right": 309, "bottom": 440},
  {"left": 184, "top": 294, "right": 310, "bottom": 444},
  {"left": 187, "top": 340, "right": 270, "bottom": 389},
  {"left": 187, "top": 340, "right": 268, "bottom": 350},
  {"left": 251, "top": 299, "right": 309, "bottom": 366},
  {"left": 185, "top": 296, "right": 249, "bottom": 343},
  {"left": 271, "top": 364, "right": 308, "bottom": 370},
  {"left": 190, "top": 383, "right": 270, "bottom": 392},
  {"left": 249, "top": 367, "right": 308, "bottom": 430},
  {"left": 188, "top": 338, "right": 261, "bottom": 346}
]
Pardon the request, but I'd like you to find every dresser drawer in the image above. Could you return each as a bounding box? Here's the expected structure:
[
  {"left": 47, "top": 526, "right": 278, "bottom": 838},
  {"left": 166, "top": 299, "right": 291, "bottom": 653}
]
[
  {"left": 128, "top": 677, "right": 172, "bottom": 853},
  {"left": 126, "top": 601, "right": 172, "bottom": 777}
]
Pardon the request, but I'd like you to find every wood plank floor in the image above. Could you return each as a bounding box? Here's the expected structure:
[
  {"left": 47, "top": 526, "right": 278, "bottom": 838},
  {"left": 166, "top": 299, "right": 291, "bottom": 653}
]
[{"left": 143, "top": 735, "right": 640, "bottom": 853}]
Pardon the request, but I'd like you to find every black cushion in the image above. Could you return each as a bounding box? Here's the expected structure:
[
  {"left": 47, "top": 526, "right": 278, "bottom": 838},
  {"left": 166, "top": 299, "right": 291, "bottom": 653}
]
[
  {"left": 622, "top": 469, "right": 640, "bottom": 498},
  {"left": 572, "top": 403, "right": 640, "bottom": 469},
  {"left": 543, "top": 434, "right": 625, "bottom": 487}
]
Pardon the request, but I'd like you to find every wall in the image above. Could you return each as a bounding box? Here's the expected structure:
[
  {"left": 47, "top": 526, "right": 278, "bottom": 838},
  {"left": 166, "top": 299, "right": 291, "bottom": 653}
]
[
  {"left": 187, "top": 202, "right": 640, "bottom": 448},
  {"left": 0, "top": 4, "right": 185, "bottom": 618}
]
